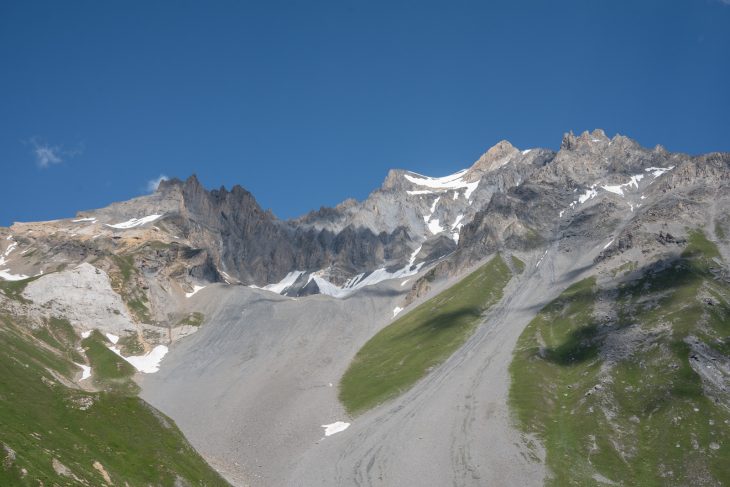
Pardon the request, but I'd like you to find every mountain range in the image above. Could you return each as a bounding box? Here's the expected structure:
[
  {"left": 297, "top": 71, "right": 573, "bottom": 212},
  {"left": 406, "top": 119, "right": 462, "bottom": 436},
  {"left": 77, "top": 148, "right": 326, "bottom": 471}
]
[{"left": 1, "top": 129, "right": 728, "bottom": 486}]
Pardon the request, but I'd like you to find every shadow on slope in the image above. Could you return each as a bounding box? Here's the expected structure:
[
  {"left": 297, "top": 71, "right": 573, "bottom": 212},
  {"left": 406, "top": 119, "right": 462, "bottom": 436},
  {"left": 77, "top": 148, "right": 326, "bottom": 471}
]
[{"left": 510, "top": 230, "right": 730, "bottom": 486}]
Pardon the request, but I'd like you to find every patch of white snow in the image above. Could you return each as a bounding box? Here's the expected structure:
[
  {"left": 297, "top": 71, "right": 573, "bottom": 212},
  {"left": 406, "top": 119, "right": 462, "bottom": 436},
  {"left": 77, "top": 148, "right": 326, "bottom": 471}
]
[
  {"left": 109, "top": 345, "right": 168, "bottom": 373},
  {"left": 645, "top": 166, "right": 674, "bottom": 178},
  {"left": 427, "top": 219, "right": 444, "bottom": 235},
  {"left": 310, "top": 260, "right": 424, "bottom": 298},
  {"left": 601, "top": 174, "right": 644, "bottom": 196},
  {"left": 536, "top": 250, "right": 548, "bottom": 268},
  {"left": 106, "top": 214, "right": 163, "bottom": 229},
  {"left": 75, "top": 363, "right": 91, "bottom": 381},
  {"left": 322, "top": 421, "right": 350, "bottom": 436},
  {"left": 0, "top": 270, "right": 29, "bottom": 281},
  {"left": 404, "top": 170, "right": 479, "bottom": 199},
  {"left": 261, "top": 271, "right": 304, "bottom": 294},
  {"left": 185, "top": 285, "right": 206, "bottom": 298}
]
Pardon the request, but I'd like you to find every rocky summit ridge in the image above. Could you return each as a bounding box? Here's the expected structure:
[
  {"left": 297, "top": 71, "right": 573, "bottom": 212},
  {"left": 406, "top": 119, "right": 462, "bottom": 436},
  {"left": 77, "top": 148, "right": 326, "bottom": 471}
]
[{"left": 2, "top": 130, "right": 728, "bottom": 300}]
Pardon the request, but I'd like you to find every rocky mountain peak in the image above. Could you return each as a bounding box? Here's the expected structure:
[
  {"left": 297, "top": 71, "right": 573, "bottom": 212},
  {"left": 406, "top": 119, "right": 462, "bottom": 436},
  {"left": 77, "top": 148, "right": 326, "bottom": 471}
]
[
  {"left": 469, "top": 140, "right": 519, "bottom": 175},
  {"left": 560, "top": 129, "right": 611, "bottom": 151},
  {"left": 380, "top": 168, "right": 406, "bottom": 191}
]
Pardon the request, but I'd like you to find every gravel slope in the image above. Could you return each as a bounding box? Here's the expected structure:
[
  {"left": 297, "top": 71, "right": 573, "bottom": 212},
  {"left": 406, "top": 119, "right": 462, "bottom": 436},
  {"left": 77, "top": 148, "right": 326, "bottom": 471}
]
[{"left": 141, "top": 242, "right": 604, "bottom": 486}]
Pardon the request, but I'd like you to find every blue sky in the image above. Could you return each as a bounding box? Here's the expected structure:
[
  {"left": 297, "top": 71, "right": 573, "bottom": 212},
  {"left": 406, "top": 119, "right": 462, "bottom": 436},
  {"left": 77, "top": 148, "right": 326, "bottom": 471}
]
[{"left": 1, "top": 0, "right": 729, "bottom": 226}]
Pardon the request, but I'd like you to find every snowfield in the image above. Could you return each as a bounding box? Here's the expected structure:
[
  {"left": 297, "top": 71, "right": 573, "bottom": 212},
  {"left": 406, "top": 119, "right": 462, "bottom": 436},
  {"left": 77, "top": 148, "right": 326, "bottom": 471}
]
[
  {"left": 404, "top": 169, "right": 479, "bottom": 199},
  {"left": 109, "top": 344, "right": 169, "bottom": 374},
  {"left": 321, "top": 422, "right": 350, "bottom": 437},
  {"left": 185, "top": 285, "right": 207, "bottom": 298},
  {"left": 0, "top": 239, "right": 30, "bottom": 281},
  {"left": 106, "top": 214, "right": 163, "bottom": 229},
  {"left": 308, "top": 261, "right": 424, "bottom": 298},
  {"left": 256, "top": 271, "right": 305, "bottom": 294},
  {"left": 75, "top": 362, "right": 92, "bottom": 381}
]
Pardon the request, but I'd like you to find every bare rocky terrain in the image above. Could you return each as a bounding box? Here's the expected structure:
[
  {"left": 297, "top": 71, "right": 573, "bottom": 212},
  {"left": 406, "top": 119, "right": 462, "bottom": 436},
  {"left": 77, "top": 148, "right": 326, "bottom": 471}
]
[{"left": 1, "top": 129, "right": 728, "bottom": 486}]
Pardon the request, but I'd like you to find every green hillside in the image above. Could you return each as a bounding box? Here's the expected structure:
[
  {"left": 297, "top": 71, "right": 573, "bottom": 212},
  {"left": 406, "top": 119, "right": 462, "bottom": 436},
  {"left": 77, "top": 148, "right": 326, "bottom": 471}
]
[
  {"left": 340, "top": 254, "right": 513, "bottom": 414},
  {"left": 0, "top": 315, "right": 229, "bottom": 486},
  {"left": 510, "top": 231, "right": 730, "bottom": 486}
]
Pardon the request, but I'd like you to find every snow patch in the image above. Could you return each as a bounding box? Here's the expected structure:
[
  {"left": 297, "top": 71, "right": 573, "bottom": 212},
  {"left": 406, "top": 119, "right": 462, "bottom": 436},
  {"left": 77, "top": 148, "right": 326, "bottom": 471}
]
[
  {"left": 450, "top": 214, "right": 465, "bottom": 243},
  {"left": 408, "top": 245, "right": 422, "bottom": 267},
  {"left": 322, "top": 421, "right": 350, "bottom": 436},
  {"left": 254, "top": 271, "right": 304, "bottom": 294},
  {"left": 393, "top": 306, "right": 403, "bottom": 317},
  {"left": 645, "top": 166, "right": 674, "bottom": 178},
  {"left": 72, "top": 217, "right": 96, "bottom": 223},
  {"left": 81, "top": 330, "right": 91, "bottom": 339},
  {"left": 569, "top": 183, "right": 603, "bottom": 210},
  {"left": 428, "top": 196, "right": 441, "bottom": 214},
  {"left": 522, "top": 149, "right": 532, "bottom": 155},
  {"left": 422, "top": 196, "right": 445, "bottom": 235},
  {"left": 75, "top": 363, "right": 91, "bottom": 381},
  {"left": 109, "top": 345, "right": 168, "bottom": 373},
  {"left": 601, "top": 174, "right": 644, "bottom": 196},
  {"left": 219, "top": 271, "right": 233, "bottom": 284},
  {"left": 451, "top": 214, "right": 464, "bottom": 230},
  {"left": 603, "top": 239, "right": 614, "bottom": 250},
  {"left": 407, "top": 190, "right": 436, "bottom": 196},
  {"left": 106, "top": 214, "right": 163, "bottom": 229},
  {"left": 578, "top": 186, "right": 598, "bottom": 204},
  {"left": 0, "top": 240, "right": 29, "bottom": 280},
  {"left": 185, "top": 285, "right": 207, "bottom": 298},
  {"left": 0, "top": 270, "right": 29, "bottom": 281},
  {"left": 309, "top": 275, "right": 351, "bottom": 298},
  {"left": 309, "top": 261, "right": 424, "bottom": 299},
  {"left": 427, "top": 219, "right": 444, "bottom": 235},
  {"left": 105, "top": 333, "right": 119, "bottom": 344},
  {"left": 404, "top": 170, "right": 479, "bottom": 199},
  {"left": 536, "top": 250, "right": 548, "bottom": 268},
  {"left": 1, "top": 241, "right": 17, "bottom": 260}
]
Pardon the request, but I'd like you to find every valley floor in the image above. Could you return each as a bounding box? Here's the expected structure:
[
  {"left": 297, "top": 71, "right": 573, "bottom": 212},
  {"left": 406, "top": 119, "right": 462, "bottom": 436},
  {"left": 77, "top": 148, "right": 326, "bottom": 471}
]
[{"left": 140, "top": 242, "right": 601, "bottom": 486}]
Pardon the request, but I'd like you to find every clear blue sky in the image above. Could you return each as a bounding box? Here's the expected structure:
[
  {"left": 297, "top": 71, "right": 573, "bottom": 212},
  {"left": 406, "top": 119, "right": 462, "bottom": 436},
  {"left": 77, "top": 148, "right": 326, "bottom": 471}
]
[{"left": 1, "top": 0, "right": 729, "bottom": 226}]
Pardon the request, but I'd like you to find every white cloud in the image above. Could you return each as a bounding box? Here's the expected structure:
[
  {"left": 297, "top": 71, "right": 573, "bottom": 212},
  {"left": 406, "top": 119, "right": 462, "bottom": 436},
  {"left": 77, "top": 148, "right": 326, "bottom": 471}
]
[
  {"left": 146, "top": 174, "right": 169, "bottom": 192},
  {"left": 27, "top": 137, "right": 83, "bottom": 169},
  {"left": 31, "top": 141, "right": 62, "bottom": 168}
]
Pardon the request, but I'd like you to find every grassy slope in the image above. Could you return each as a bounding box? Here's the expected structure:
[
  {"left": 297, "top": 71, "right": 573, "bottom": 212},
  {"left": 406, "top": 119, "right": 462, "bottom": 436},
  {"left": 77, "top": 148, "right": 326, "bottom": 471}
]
[
  {"left": 510, "top": 231, "right": 730, "bottom": 486},
  {"left": 340, "top": 254, "right": 512, "bottom": 415},
  {"left": 0, "top": 316, "right": 229, "bottom": 486}
]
